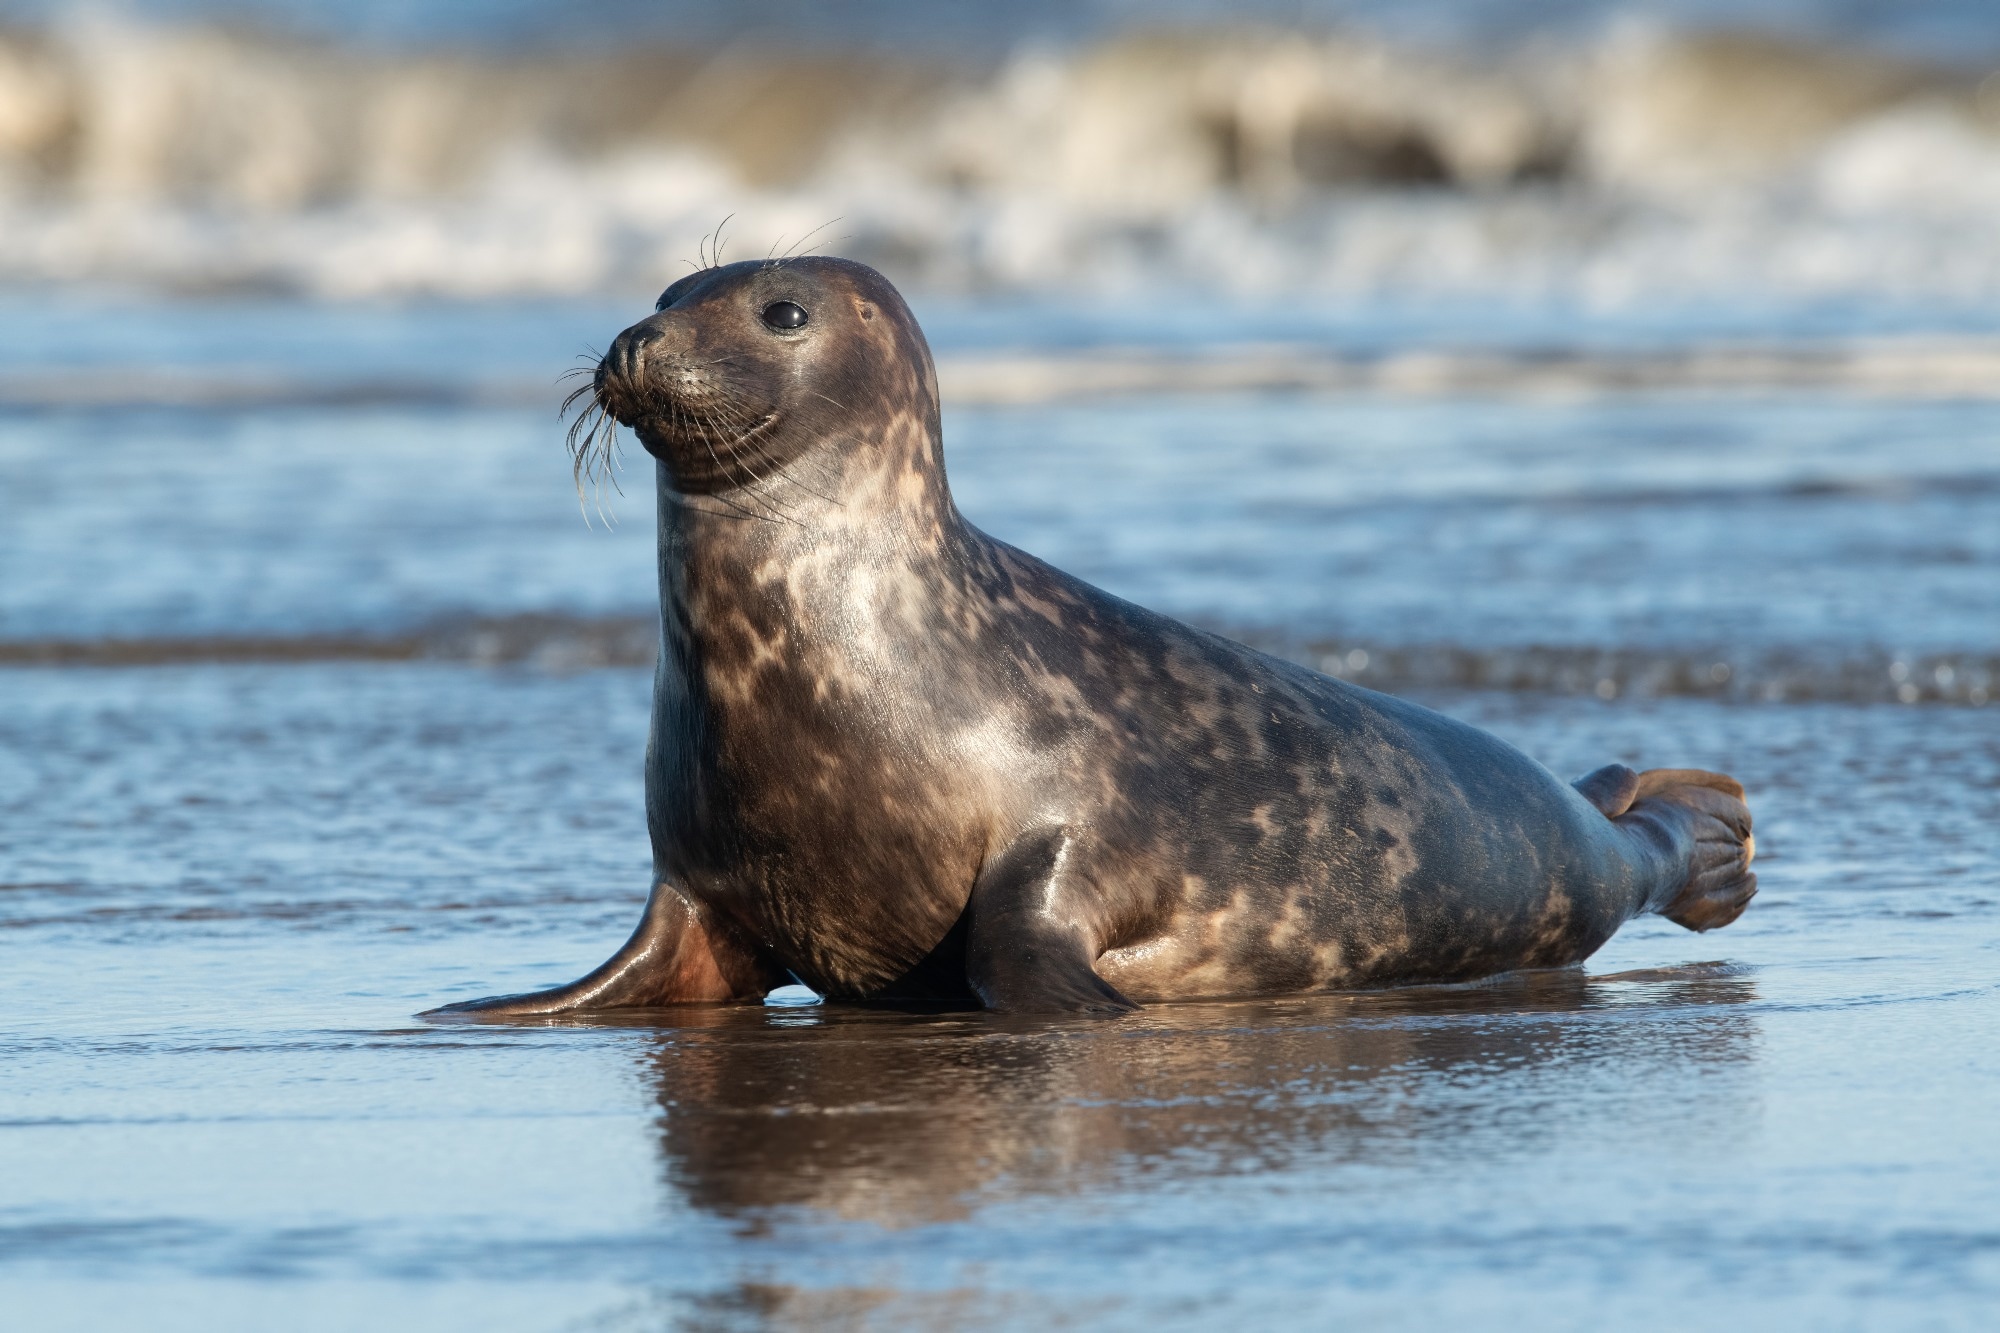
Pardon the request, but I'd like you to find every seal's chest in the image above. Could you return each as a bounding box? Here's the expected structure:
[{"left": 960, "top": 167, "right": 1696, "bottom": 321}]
[
  {"left": 693, "top": 780, "right": 983, "bottom": 995},
  {"left": 721, "top": 852, "right": 974, "bottom": 997}
]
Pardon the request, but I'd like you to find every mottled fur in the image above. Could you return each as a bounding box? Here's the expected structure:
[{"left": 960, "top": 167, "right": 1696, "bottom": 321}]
[{"left": 427, "top": 258, "right": 1755, "bottom": 1018}]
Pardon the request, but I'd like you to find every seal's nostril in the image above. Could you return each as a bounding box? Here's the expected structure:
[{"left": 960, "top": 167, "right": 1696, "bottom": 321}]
[{"left": 607, "top": 331, "right": 650, "bottom": 383}]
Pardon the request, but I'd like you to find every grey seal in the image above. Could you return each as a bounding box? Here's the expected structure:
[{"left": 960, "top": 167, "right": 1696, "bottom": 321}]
[{"left": 427, "top": 257, "right": 1755, "bottom": 1017}]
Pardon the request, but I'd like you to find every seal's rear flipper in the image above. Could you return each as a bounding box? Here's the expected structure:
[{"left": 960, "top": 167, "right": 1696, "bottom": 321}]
[
  {"left": 420, "top": 881, "right": 781, "bottom": 1018},
  {"left": 1573, "top": 763, "right": 1641, "bottom": 817},
  {"left": 965, "top": 828, "right": 1139, "bottom": 1015},
  {"left": 1621, "top": 768, "right": 1758, "bottom": 932}
]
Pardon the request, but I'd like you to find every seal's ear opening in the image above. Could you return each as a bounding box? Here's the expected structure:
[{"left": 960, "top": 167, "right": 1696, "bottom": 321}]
[{"left": 857, "top": 301, "right": 876, "bottom": 322}]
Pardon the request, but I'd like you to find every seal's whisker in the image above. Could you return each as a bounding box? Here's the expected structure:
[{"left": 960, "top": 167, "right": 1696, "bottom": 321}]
[
  {"left": 696, "top": 213, "right": 736, "bottom": 273},
  {"left": 562, "top": 405, "right": 597, "bottom": 481},
  {"left": 680, "top": 483, "right": 768, "bottom": 525},
  {"left": 730, "top": 410, "right": 842, "bottom": 504},
  {"left": 560, "top": 382, "right": 599, "bottom": 418},
  {"left": 692, "top": 401, "right": 787, "bottom": 525},
  {"left": 754, "top": 449, "right": 841, "bottom": 508},
  {"left": 559, "top": 379, "right": 627, "bottom": 527},
  {"left": 708, "top": 399, "right": 812, "bottom": 524},
  {"left": 777, "top": 218, "right": 843, "bottom": 265},
  {"left": 595, "top": 413, "right": 626, "bottom": 494},
  {"left": 563, "top": 396, "right": 602, "bottom": 465},
  {"left": 802, "top": 388, "right": 855, "bottom": 414},
  {"left": 562, "top": 399, "right": 595, "bottom": 449},
  {"left": 785, "top": 231, "right": 854, "bottom": 263},
  {"left": 770, "top": 405, "right": 864, "bottom": 492},
  {"left": 571, "top": 421, "right": 603, "bottom": 525},
  {"left": 582, "top": 417, "right": 613, "bottom": 526},
  {"left": 714, "top": 412, "right": 802, "bottom": 526},
  {"left": 675, "top": 440, "right": 774, "bottom": 524},
  {"left": 725, "top": 437, "right": 802, "bottom": 521}
]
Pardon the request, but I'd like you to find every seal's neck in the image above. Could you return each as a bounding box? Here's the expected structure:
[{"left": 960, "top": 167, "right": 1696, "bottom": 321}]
[{"left": 652, "top": 410, "right": 975, "bottom": 676}]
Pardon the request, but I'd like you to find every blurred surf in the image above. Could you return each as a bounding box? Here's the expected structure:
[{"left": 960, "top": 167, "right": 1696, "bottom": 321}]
[{"left": 2, "top": 15, "right": 2000, "bottom": 305}]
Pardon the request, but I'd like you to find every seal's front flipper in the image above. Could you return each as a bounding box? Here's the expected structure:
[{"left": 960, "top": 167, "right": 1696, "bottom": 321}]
[
  {"left": 421, "top": 880, "right": 781, "bottom": 1018},
  {"left": 965, "top": 828, "right": 1138, "bottom": 1015},
  {"left": 1619, "top": 768, "right": 1758, "bottom": 933}
]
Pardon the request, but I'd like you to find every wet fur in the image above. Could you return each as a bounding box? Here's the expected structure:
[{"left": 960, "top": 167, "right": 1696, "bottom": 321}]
[{"left": 427, "top": 257, "right": 1755, "bottom": 1018}]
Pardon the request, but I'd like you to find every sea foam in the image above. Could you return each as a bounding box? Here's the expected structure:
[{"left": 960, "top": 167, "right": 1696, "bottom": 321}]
[{"left": 2, "top": 17, "right": 1999, "bottom": 305}]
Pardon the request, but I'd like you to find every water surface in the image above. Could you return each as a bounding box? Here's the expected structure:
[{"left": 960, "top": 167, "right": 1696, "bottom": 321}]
[
  {"left": 4, "top": 666, "right": 1997, "bottom": 1329},
  {"left": 3, "top": 268, "right": 1997, "bottom": 1329}
]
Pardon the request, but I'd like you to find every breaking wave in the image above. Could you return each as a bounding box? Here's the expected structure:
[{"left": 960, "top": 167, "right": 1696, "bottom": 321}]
[{"left": 3, "top": 16, "right": 2000, "bottom": 304}]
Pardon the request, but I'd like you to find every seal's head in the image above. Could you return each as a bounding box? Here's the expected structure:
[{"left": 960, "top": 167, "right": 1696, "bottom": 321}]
[{"left": 580, "top": 257, "right": 940, "bottom": 503}]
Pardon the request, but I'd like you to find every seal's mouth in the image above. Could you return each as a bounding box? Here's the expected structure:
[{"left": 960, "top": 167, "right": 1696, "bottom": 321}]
[
  {"left": 667, "top": 412, "right": 793, "bottom": 502},
  {"left": 723, "top": 411, "right": 781, "bottom": 452},
  {"left": 562, "top": 356, "right": 791, "bottom": 510}
]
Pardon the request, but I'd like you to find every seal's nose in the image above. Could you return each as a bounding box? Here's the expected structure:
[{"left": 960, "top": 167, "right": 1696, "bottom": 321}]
[{"left": 605, "top": 312, "right": 680, "bottom": 384}]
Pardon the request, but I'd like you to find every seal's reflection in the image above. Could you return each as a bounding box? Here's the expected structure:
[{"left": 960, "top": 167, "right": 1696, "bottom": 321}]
[{"left": 634, "top": 962, "right": 1759, "bottom": 1226}]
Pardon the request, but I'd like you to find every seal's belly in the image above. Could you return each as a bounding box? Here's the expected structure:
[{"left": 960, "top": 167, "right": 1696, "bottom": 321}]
[
  {"left": 1096, "top": 816, "right": 1624, "bottom": 1000},
  {"left": 1095, "top": 885, "right": 1603, "bottom": 1002},
  {"left": 1095, "top": 895, "right": 1373, "bottom": 1001}
]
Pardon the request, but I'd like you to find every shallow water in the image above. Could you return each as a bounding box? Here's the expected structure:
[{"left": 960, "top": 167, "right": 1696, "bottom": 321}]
[
  {"left": 4, "top": 666, "right": 1998, "bottom": 1329},
  {"left": 7, "top": 297, "right": 2000, "bottom": 664},
  {"left": 3, "top": 280, "right": 1999, "bottom": 1328}
]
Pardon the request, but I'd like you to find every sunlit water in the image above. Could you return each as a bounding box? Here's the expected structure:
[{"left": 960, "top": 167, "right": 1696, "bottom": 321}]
[
  {"left": 4, "top": 669, "right": 1997, "bottom": 1329},
  {"left": 6, "top": 299, "right": 1999, "bottom": 664},
  {"left": 2, "top": 293, "right": 1998, "bottom": 1329}
]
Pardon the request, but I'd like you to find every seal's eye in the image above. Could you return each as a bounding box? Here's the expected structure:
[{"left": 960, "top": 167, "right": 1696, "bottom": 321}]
[{"left": 761, "top": 301, "right": 809, "bottom": 331}]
